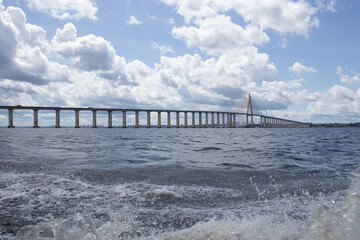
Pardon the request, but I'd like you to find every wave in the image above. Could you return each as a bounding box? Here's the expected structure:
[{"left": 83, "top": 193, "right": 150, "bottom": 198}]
[{"left": 5, "top": 170, "right": 358, "bottom": 240}]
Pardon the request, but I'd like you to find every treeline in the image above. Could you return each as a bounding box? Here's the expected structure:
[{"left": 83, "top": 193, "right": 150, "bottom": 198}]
[{"left": 310, "top": 122, "right": 360, "bottom": 128}]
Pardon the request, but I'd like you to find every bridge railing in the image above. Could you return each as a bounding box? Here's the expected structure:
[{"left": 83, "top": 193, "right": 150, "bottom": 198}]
[{"left": 0, "top": 106, "right": 309, "bottom": 128}]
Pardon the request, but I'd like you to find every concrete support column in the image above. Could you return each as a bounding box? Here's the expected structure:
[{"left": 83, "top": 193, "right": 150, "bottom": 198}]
[
  {"left": 75, "top": 110, "right": 80, "bottom": 128},
  {"left": 217, "top": 113, "right": 220, "bottom": 128},
  {"left": 227, "top": 113, "right": 231, "bottom": 128},
  {"left": 157, "top": 111, "right": 161, "bottom": 128},
  {"left": 176, "top": 112, "right": 180, "bottom": 128},
  {"left": 246, "top": 114, "right": 249, "bottom": 127},
  {"left": 233, "top": 114, "right": 236, "bottom": 128},
  {"left": 184, "top": 112, "right": 188, "bottom": 128},
  {"left": 147, "top": 111, "right": 151, "bottom": 128},
  {"left": 167, "top": 112, "right": 171, "bottom": 128},
  {"left": 55, "top": 109, "right": 61, "bottom": 128},
  {"left": 8, "top": 109, "right": 14, "bottom": 128},
  {"left": 264, "top": 117, "right": 267, "bottom": 128},
  {"left": 222, "top": 113, "right": 225, "bottom": 128},
  {"left": 34, "top": 109, "right": 39, "bottom": 128},
  {"left": 122, "top": 111, "right": 127, "bottom": 128},
  {"left": 205, "top": 113, "right": 209, "bottom": 128},
  {"left": 211, "top": 113, "right": 214, "bottom": 128},
  {"left": 92, "top": 110, "right": 97, "bottom": 128},
  {"left": 135, "top": 111, "right": 139, "bottom": 128},
  {"left": 199, "top": 112, "right": 202, "bottom": 128},
  {"left": 192, "top": 112, "right": 195, "bottom": 128},
  {"left": 108, "top": 111, "right": 112, "bottom": 128}
]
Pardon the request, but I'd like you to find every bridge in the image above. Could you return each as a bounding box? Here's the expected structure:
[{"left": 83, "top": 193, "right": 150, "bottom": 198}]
[{"left": 0, "top": 95, "right": 309, "bottom": 128}]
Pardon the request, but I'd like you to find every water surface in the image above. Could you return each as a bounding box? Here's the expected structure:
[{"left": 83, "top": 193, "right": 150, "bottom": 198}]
[{"left": 0, "top": 128, "right": 359, "bottom": 239}]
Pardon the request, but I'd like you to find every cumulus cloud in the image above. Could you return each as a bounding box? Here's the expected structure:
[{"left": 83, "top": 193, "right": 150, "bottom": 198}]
[
  {"left": 126, "top": 15, "right": 143, "bottom": 25},
  {"left": 152, "top": 42, "right": 175, "bottom": 55},
  {"left": 52, "top": 23, "right": 117, "bottom": 71},
  {"left": 161, "top": 0, "right": 321, "bottom": 37},
  {"left": 306, "top": 85, "right": 360, "bottom": 122},
  {"left": 337, "top": 66, "right": 360, "bottom": 85},
  {"left": 0, "top": 4, "right": 70, "bottom": 84},
  {"left": 289, "top": 62, "right": 317, "bottom": 75},
  {"left": 24, "top": 0, "right": 98, "bottom": 20},
  {"left": 172, "top": 15, "right": 269, "bottom": 55}
]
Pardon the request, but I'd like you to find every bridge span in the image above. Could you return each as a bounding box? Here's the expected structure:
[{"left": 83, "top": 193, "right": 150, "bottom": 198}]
[{"left": 0, "top": 105, "right": 309, "bottom": 128}]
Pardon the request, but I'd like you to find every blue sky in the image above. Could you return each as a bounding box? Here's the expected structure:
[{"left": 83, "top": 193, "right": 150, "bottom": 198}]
[{"left": 0, "top": 0, "right": 359, "bottom": 124}]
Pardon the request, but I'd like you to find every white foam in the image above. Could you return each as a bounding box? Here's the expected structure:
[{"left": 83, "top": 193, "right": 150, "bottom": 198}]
[
  {"left": 153, "top": 215, "right": 302, "bottom": 240},
  {"left": 302, "top": 172, "right": 360, "bottom": 240},
  {"left": 2, "top": 171, "right": 359, "bottom": 240}
]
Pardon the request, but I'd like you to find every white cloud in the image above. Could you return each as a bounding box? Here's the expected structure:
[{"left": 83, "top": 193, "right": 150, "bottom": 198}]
[
  {"left": 337, "top": 66, "right": 360, "bottom": 85},
  {"left": 161, "top": 0, "right": 321, "bottom": 37},
  {"left": 0, "top": 4, "right": 69, "bottom": 84},
  {"left": 316, "top": 0, "right": 337, "bottom": 13},
  {"left": 24, "top": 0, "right": 98, "bottom": 20},
  {"left": 289, "top": 62, "right": 317, "bottom": 75},
  {"left": 279, "top": 38, "right": 288, "bottom": 48},
  {"left": 126, "top": 15, "right": 143, "bottom": 25},
  {"left": 52, "top": 23, "right": 117, "bottom": 71},
  {"left": 172, "top": 15, "right": 269, "bottom": 55},
  {"left": 306, "top": 85, "right": 360, "bottom": 121},
  {"left": 152, "top": 42, "right": 175, "bottom": 55}
]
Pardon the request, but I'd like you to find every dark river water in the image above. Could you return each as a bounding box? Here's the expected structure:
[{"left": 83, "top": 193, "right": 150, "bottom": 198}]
[{"left": 0, "top": 127, "right": 359, "bottom": 239}]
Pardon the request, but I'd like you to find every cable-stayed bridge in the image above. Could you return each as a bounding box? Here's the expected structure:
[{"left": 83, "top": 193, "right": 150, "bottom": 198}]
[{"left": 0, "top": 96, "right": 309, "bottom": 128}]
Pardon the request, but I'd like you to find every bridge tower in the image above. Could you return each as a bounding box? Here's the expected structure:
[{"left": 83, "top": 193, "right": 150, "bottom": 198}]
[{"left": 246, "top": 93, "right": 253, "bottom": 127}]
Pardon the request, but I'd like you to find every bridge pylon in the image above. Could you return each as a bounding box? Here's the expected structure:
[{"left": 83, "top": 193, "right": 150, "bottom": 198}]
[{"left": 246, "top": 93, "right": 254, "bottom": 127}]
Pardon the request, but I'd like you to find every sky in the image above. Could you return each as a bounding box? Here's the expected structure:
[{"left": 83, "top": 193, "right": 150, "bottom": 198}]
[{"left": 0, "top": 0, "right": 360, "bottom": 124}]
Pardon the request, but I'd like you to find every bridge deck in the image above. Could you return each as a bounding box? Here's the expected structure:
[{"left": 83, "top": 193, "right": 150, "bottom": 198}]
[{"left": 0, "top": 105, "right": 309, "bottom": 128}]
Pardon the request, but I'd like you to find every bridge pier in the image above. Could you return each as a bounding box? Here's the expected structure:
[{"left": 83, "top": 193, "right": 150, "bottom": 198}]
[
  {"left": 75, "top": 110, "right": 80, "bottom": 128},
  {"left": 33, "top": 109, "right": 39, "bottom": 128},
  {"left": 205, "top": 113, "right": 209, "bottom": 128},
  {"left": 176, "top": 112, "right": 180, "bottom": 128},
  {"left": 184, "top": 112, "right": 188, "bottom": 128},
  {"left": 192, "top": 112, "right": 195, "bottom": 128},
  {"left": 8, "top": 109, "right": 14, "bottom": 128},
  {"left": 222, "top": 113, "right": 225, "bottom": 128},
  {"left": 167, "top": 112, "right": 171, "bottom": 128},
  {"left": 92, "top": 110, "right": 97, "bottom": 128},
  {"left": 147, "top": 111, "right": 151, "bottom": 128},
  {"left": 135, "top": 111, "right": 139, "bottom": 128},
  {"left": 122, "top": 111, "right": 127, "bottom": 128},
  {"left": 211, "top": 113, "right": 214, "bottom": 128},
  {"left": 157, "top": 111, "right": 161, "bottom": 128},
  {"left": 55, "top": 109, "right": 61, "bottom": 128},
  {"left": 199, "top": 112, "right": 202, "bottom": 128},
  {"left": 108, "top": 111, "right": 112, "bottom": 128}
]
